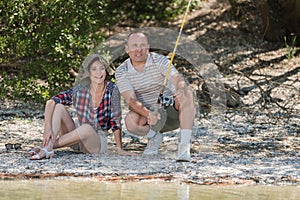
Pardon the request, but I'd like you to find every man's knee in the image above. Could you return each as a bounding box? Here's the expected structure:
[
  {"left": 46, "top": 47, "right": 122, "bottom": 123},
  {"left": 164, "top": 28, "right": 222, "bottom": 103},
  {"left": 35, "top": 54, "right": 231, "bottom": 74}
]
[
  {"left": 124, "top": 113, "right": 136, "bottom": 133},
  {"left": 177, "top": 89, "right": 195, "bottom": 108},
  {"left": 124, "top": 112, "right": 148, "bottom": 134},
  {"left": 125, "top": 111, "right": 140, "bottom": 123}
]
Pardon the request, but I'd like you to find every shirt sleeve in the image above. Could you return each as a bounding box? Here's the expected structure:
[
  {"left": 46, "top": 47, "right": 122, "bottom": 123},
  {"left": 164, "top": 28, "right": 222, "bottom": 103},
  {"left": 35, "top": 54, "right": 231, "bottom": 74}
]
[
  {"left": 115, "top": 61, "right": 134, "bottom": 94},
  {"left": 109, "top": 84, "right": 122, "bottom": 132},
  {"left": 156, "top": 53, "right": 178, "bottom": 81},
  {"left": 51, "top": 88, "right": 73, "bottom": 105}
]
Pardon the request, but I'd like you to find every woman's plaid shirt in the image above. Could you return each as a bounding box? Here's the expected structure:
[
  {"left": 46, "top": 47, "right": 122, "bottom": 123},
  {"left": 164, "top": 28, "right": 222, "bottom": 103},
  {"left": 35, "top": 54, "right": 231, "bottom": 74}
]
[{"left": 51, "top": 81, "right": 121, "bottom": 133}]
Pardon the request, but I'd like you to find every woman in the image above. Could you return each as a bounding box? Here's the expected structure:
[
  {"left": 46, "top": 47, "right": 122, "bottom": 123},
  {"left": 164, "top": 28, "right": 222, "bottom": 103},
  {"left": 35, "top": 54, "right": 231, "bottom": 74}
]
[{"left": 30, "top": 53, "right": 135, "bottom": 160}]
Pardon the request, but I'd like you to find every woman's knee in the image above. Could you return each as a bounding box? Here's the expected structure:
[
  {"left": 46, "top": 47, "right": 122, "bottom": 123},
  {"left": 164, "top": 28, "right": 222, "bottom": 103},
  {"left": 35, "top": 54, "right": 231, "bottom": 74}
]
[
  {"left": 79, "top": 124, "right": 95, "bottom": 134},
  {"left": 54, "top": 103, "right": 66, "bottom": 113},
  {"left": 75, "top": 126, "right": 100, "bottom": 154}
]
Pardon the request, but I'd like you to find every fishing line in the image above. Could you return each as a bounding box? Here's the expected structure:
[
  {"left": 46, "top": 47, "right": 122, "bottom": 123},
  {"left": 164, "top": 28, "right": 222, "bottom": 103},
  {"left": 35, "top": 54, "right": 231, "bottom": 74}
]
[
  {"left": 151, "top": 0, "right": 192, "bottom": 131},
  {"left": 162, "top": 0, "right": 193, "bottom": 90}
]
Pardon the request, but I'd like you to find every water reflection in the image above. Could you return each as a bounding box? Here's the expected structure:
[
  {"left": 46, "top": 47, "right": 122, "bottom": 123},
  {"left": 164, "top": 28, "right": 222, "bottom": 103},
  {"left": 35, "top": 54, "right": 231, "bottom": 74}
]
[{"left": 0, "top": 179, "right": 299, "bottom": 200}]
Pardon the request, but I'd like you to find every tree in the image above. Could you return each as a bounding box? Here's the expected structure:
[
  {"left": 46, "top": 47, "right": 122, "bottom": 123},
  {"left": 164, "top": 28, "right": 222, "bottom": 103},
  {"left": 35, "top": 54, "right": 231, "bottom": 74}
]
[{"left": 0, "top": 0, "right": 193, "bottom": 103}]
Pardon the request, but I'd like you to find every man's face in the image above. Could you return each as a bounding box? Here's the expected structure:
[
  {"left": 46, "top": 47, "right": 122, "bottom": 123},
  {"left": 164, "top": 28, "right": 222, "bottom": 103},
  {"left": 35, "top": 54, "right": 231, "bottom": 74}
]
[{"left": 126, "top": 33, "right": 149, "bottom": 64}]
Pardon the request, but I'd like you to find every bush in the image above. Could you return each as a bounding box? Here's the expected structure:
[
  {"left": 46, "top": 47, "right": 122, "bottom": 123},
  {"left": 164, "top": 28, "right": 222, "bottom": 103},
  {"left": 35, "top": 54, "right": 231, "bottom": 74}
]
[{"left": 0, "top": 0, "right": 197, "bottom": 103}]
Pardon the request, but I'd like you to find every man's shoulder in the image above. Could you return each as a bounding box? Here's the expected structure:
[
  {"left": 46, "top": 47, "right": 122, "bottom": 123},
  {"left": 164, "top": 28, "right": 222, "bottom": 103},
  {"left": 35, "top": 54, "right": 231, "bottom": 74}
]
[
  {"left": 150, "top": 52, "right": 169, "bottom": 63},
  {"left": 115, "top": 58, "right": 129, "bottom": 73},
  {"left": 150, "top": 52, "right": 165, "bottom": 59}
]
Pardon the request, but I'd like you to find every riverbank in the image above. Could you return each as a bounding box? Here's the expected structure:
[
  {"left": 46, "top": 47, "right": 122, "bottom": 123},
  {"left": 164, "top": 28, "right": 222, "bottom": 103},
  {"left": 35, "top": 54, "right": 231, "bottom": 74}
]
[{"left": 0, "top": 100, "right": 299, "bottom": 185}]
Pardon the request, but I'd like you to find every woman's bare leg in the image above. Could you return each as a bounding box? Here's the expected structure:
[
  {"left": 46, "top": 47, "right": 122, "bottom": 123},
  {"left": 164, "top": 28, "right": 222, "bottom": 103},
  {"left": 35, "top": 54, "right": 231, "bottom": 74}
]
[
  {"left": 52, "top": 104, "right": 76, "bottom": 138},
  {"left": 51, "top": 105, "right": 101, "bottom": 153},
  {"left": 50, "top": 105, "right": 101, "bottom": 153},
  {"left": 54, "top": 124, "right": 101, "bottom": 153},
  {"left": 32, "top": 104, "right": 76, "bottom": 159},
  {"left": 44, "top": 104, "right": 75, "bottom": 149}
]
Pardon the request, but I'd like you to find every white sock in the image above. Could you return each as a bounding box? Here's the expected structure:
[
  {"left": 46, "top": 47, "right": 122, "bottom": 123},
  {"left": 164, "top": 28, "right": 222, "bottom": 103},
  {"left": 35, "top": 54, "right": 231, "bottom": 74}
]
[
  {"left": 147, "top": 129, "right": 156, "bottom": 138},
  {"left": 180, "top": 129, "right": 192, "bottom": 144}
]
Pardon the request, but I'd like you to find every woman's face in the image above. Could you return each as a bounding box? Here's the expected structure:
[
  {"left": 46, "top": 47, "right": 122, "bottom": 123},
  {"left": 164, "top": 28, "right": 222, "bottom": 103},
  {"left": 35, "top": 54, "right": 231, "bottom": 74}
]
[{"left": 89, "top": 60, "right": 106, "bottom": 85}]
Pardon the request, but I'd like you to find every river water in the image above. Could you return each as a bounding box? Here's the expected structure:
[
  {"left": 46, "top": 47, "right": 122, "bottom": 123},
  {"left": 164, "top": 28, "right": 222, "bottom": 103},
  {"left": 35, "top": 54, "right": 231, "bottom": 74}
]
[{"left": 0, "top": 179, "right": 299, "bottom": 200}]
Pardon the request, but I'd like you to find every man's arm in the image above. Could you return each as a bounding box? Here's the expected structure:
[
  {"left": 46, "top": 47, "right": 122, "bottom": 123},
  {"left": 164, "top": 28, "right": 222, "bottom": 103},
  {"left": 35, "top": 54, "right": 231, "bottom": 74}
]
[
  {"left": 121, "top": 90, "right": 159, "bottom": 125},
  {"left": 122, "top": 90, "right": 149, "bottom": 117},
  {"left": 170, "top": 73, "right": 187, "bottom": 91}
]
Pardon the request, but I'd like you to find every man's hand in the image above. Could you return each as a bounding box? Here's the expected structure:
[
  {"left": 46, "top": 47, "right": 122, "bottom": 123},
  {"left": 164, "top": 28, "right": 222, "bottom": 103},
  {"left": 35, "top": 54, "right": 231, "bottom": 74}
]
[{"left": 147, "top": 111, "right": 161, "bottom": 125}]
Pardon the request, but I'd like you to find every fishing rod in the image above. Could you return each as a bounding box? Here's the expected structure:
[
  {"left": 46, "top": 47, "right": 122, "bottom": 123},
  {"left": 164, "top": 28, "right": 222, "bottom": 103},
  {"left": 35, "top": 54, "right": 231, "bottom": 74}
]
[
  {"left": 162, "top": 0, "right": 192, "bottom": 89},
  {"left": 151, "top": 0, "right": 192, "bottom": 131}
]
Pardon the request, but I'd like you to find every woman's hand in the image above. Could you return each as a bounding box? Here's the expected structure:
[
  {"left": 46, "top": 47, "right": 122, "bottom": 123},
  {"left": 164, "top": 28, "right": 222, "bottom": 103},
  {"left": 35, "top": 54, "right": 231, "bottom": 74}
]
[
  {"left": 117, "top": 148, "right": 138, "bottom": 156},
  {"left": 43, "top": 129, "right": 54, "bottom": 147}
]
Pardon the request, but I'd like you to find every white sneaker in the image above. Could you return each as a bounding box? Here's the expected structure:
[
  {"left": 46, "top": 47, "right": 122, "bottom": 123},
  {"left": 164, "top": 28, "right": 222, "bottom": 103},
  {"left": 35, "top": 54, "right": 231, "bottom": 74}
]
[
  {"left": 176, "top": 143, "right": 191, "bottom": 162},
  {"left": 143, "top": 132, "right": 163, "bottom": 155}
]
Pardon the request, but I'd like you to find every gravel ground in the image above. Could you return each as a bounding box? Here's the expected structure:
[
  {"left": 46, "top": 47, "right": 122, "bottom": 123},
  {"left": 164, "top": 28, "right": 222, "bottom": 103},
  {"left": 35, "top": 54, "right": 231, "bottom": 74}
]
[
  {"left": 0, "top": 0, "right": 299, "bottom": 185},
  {"left": 0, "top": 101, "right": 299, "bottom": 185}
]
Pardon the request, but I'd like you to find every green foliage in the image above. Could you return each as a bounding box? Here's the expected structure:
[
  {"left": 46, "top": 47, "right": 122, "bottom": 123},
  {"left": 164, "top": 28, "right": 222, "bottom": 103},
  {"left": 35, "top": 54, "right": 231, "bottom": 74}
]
[
  {"left": 0, "top": 0, "right": 196, "bottom": 103},
  {"left": 106, "top": 0, "right": 198, "bottom": 23},
  {"left": 284, "top": 35, "right": 297, "bottom": 60},
  {"left": 1, "top": 0, "right": 107, "bottom": 103}
]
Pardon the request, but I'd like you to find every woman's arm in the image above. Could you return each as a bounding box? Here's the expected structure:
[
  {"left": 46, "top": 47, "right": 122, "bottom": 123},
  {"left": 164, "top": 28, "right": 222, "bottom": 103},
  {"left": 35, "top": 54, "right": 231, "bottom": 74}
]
[{"left": 110, "top": 85, "right": 136, "bottom": 156}]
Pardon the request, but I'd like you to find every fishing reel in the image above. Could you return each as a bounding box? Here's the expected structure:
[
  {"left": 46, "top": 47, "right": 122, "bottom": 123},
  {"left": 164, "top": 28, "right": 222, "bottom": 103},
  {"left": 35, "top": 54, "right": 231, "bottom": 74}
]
[
  {"left": 150, "top": 93, "right": 174, "bottom": 132},
  {"left": 158, "top": 93, "right": 174, "bottom": 109}
]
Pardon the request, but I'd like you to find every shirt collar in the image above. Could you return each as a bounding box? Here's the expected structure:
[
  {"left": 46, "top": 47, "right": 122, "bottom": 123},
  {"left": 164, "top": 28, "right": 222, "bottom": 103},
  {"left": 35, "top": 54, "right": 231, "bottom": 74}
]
[{"left": 127, "top": 53, "right": 151, "bottom": 72}]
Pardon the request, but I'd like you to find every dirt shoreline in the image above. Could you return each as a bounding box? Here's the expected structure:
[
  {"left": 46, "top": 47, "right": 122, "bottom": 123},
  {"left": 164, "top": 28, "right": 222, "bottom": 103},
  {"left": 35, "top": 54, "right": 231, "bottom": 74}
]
[{"left": 0, "top": 110, "right": 299, "bottom": 186}]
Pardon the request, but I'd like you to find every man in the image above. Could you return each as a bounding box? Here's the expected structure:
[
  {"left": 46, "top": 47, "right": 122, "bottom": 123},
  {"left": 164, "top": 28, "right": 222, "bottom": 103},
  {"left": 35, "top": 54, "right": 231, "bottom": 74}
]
[{"left": 115, "top": 32, "right": 196, "bottom": 161}]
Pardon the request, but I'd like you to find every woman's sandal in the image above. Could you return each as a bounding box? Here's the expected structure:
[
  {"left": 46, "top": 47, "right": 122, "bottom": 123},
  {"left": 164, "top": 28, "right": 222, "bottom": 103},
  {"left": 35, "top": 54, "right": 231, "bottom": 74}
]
[
  {"left": 28, "top": 146, "right": 42, "bottom": 156},
  {"left": 30, "top": 148, "right": 54, "bottom": 160}
]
